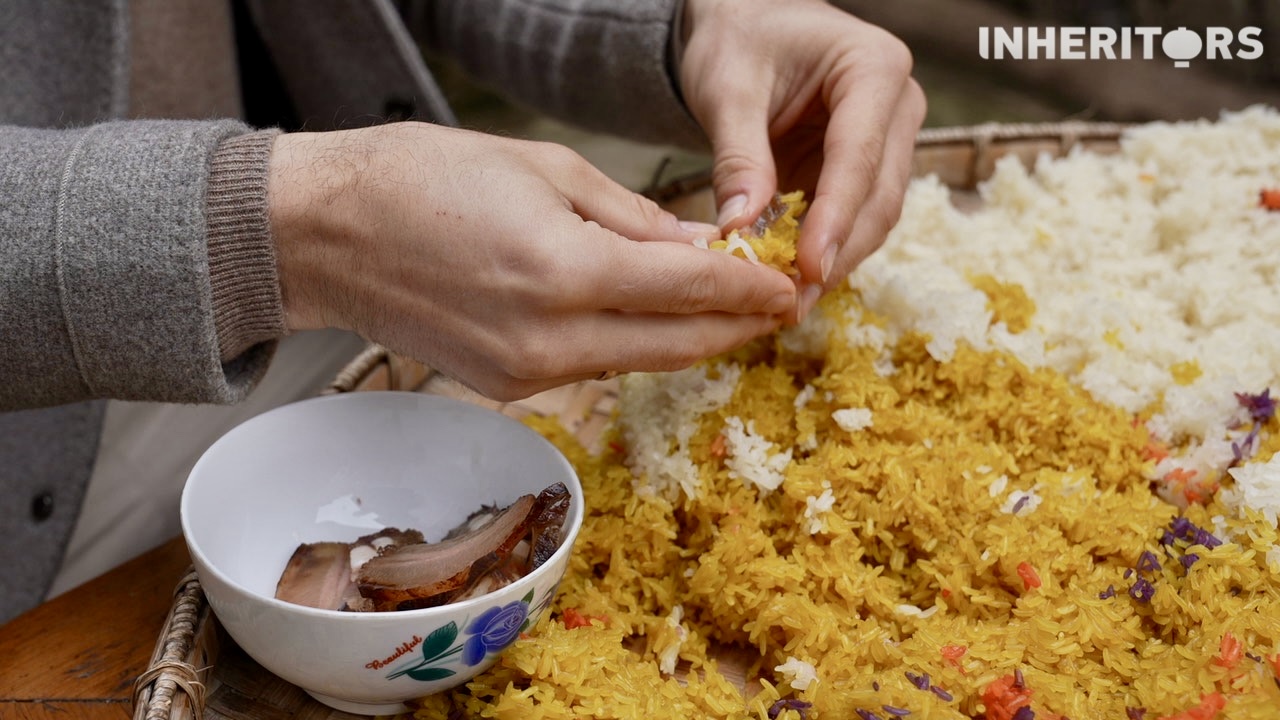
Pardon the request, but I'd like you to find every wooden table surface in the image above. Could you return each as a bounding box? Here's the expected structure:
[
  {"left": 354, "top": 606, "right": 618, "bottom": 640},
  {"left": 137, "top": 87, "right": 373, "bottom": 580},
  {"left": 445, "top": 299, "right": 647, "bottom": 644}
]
[{"left": 0, "top": 536, "right": 191, "bottom": 719}]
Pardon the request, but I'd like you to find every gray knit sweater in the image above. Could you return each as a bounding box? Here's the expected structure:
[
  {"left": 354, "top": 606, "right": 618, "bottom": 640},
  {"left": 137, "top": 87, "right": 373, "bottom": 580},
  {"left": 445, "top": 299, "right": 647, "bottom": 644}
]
[{"left": 0, "top": 0, "right": 704, "bottom": 624}]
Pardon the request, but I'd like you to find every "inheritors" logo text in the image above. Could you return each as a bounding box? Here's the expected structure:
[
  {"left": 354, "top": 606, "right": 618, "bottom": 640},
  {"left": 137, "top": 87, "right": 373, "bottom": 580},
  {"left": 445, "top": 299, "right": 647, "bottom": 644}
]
[{"left": 979, "top": 26, "right": 1264, "bottom": 68}]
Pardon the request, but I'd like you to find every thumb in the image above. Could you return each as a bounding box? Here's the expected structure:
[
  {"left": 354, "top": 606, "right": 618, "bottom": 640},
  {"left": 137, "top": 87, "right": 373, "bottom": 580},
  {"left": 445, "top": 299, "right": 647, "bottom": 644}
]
[{"left": 703, "top": 92, "right": 778, "bottom": 232}]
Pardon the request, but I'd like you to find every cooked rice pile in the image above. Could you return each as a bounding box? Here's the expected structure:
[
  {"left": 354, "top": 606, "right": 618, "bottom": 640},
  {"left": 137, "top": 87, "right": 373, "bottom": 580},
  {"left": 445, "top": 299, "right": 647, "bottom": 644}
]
[{"left": 414, "top": 109, "right": 1280, "bottom": 719}]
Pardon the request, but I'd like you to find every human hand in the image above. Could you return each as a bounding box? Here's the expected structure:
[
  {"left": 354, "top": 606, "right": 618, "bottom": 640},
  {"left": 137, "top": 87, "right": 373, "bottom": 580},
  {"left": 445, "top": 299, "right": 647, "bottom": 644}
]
[
  {"left": 678, "top": 0, "right": 927, "bottom": 320},
  {"left": 267, "top": 123, "right": 795, "bottom": 401}
]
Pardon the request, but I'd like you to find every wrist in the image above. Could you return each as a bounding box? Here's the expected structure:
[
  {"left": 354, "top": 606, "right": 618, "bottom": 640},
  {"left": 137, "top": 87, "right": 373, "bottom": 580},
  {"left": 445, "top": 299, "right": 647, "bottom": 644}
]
[{"left": 267, "top": 131, "right": 366, "bottom": 333}]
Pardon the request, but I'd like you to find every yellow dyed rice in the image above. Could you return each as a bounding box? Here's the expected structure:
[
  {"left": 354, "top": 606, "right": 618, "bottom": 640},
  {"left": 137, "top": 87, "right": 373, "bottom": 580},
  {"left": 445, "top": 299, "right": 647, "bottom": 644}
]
[
  {"left": 414, "top": 111, "right": 1280, "bottom": 720},
  {"left": 708, "top": 191, "right": 807, "bottom": 275}
]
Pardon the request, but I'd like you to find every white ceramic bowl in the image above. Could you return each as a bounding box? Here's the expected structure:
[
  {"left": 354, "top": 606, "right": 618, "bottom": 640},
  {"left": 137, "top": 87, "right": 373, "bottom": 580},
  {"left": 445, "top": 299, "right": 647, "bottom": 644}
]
[{"left": 180, "top": 391, "right": 584, "bottom": 715}]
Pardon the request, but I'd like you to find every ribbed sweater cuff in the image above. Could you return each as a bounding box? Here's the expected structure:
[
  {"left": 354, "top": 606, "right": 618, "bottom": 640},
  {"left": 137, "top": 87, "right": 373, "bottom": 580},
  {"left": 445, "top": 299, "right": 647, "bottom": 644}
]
[{"left": 206, "top": 129, "right": 287, "bottom": 363}]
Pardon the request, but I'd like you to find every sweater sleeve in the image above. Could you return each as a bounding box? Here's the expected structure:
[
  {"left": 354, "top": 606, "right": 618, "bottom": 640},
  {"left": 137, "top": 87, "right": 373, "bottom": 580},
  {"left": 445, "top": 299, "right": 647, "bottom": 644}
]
[
  {"left": 416, "top": 0, "right": 708, "bottom": 150},
  {"left": 0, "top": 120, "right": 285, "bottom": 411}
]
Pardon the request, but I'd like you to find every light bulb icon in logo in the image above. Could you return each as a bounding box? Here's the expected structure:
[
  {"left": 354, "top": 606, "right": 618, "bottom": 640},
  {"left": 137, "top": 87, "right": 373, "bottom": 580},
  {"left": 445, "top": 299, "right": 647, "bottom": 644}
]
[{"left": 1162, "top": 27, "right": 1203, "bottom": 68}]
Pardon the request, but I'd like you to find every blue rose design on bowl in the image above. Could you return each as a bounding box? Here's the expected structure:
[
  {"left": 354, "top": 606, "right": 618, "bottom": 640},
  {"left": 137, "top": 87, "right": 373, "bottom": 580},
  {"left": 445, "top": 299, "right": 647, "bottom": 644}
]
[
  {"left": 384, "top": 587, "right": 559, "bottom": 683},
  {"left": 462, "top": 600, "right": 529, "bottom": 665}
]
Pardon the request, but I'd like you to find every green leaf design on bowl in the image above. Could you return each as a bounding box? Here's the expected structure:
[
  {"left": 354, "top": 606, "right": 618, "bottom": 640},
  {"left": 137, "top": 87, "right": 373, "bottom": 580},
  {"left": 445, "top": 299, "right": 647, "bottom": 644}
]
[
  {"left": 386, "top": 621, "right": 463, "bottom": 681},
  {"left": 420, "top": 621, "right": 459, "bottom": 663},
  {"left": 406, "top": 666, "right": 456, "bottom": 682}
]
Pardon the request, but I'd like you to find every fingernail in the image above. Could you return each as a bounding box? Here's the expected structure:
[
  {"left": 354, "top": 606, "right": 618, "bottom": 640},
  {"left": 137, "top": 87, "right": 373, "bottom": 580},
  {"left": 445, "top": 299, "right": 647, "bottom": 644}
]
[
  {"left": 717, "top": 194, "right": 748, "bottom": 227},
  {"left": 797, "top": 284, "right": 822, "bottom": 323},
  {"left": 764, "top": 290, "right": 794, "bottom": 315},
  {"left": 820, "top": 243, "right": 838, "bottom": 283},
  {"left": 678, "top": 220, "right": 720, "bottom": 238}
]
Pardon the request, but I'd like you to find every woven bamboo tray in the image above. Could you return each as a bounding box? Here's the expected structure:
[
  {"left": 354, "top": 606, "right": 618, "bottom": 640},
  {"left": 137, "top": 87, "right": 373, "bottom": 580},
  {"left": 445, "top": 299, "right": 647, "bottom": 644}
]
[{"left": 135, "top": 121, "right": 1129, "bottom": 720}]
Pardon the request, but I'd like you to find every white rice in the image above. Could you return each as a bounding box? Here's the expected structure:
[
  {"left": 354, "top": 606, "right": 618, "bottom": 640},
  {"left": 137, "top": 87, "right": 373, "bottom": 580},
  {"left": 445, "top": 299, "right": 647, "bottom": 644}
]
[
  {"left": 988, "top": 474, "right": 1010, "bottom": 498},
  {"left": 803, "top": 481, "right": 836, "bottom": 535},
  {"left": 774, "top": 657, "right": 819, "bottom": 691},
  {"left": 620, "top": 363, "right": 741, "bottom": 498},
  {"left": 1225, "top": 454, "right": 1280, "bottom": 526},
  {"left": 722, "top": 416, "right": 792, "bottom": 494},
  {"left": 831, "top": 408, "right": 873, "bottom": 433},
  {"left": 656, "top": 604, "right": 687, "bottom": 676},
  {"left": 793, "top": 384, "right": 817, "bottom": 409},
  {"left": 856, "top": 105, "right": 1280, "bottom": 527},
  {"left": 722, "top": 230, "right": 760, "bottom": 263},
  {"left": 1000, "top": 488, "right": 1044, "bottom": 516}
]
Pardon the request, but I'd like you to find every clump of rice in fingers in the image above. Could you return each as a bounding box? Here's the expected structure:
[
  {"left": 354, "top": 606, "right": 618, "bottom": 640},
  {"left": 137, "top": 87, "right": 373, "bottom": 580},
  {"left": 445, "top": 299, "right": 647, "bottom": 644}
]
[{"left": 700, "top": 191, "right": 807, "bottom": 277}]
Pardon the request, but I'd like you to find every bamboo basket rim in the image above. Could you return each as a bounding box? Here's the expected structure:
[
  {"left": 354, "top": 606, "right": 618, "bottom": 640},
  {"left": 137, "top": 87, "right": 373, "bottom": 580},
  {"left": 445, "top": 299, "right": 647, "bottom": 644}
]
[
  {"left": 133, "top": 570, "right": 213, "bottom": 720},
  {"left": 915, "top": 119, "right": 1129, "bottom": 144},
  {"left": 138, "top": 119, "right": 1133, "bottom": 720}
]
